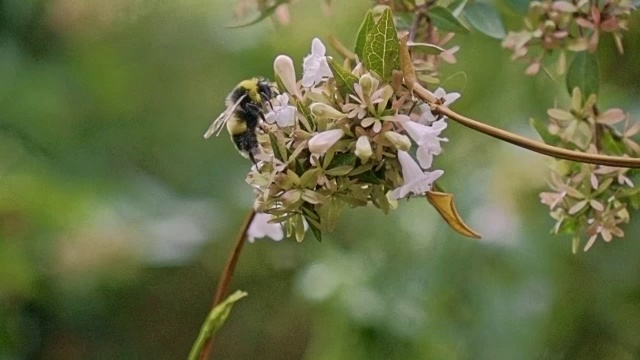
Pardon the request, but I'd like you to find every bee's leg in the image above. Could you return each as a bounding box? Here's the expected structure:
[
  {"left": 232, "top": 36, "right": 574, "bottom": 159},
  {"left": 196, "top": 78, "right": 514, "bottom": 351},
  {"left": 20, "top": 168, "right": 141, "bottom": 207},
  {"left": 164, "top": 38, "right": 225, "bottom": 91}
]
[{"left": 248, "top": 152, "right": 258, "bottom": 166}]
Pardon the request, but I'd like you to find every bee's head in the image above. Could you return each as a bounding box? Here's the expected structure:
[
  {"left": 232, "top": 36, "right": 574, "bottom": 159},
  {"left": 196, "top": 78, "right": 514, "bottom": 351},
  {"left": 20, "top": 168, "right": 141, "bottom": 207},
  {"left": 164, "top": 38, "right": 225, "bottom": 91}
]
[{"left": 257, "top": 78, "right": 274, "bottom": 102}]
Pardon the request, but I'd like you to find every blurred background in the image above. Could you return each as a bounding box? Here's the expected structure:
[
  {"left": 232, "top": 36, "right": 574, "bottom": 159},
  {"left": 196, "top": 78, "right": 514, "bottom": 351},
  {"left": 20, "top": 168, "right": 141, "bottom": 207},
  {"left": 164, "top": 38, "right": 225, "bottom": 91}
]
[{"left": 1, "top": 0, "right": 640, "bottom": 359}]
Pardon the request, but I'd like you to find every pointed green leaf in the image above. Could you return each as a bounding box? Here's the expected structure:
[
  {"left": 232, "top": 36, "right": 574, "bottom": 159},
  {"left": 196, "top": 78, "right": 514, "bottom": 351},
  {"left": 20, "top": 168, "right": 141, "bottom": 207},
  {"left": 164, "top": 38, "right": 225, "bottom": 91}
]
[
  {"left": 428, "top": 6, "right": 469, "bottom": 33},
  {"left": 327, "top": 58, "right": 358, "bottom": 97},
  {"left": 306, "top": 216, "right": 323, "bottom": 242},
  {"left": 464, "top": 2, "right": 506, "bottom": 39},
  {"left": 566, "top": 51, "right": 599, "bottom": 100},
  {"left": 269, "top": 132, "right": 285, "bottom": 162},
  {"left": 188, "top": 291, "right": 248, "bottom": 360},
  {"left": 355, "top": 10, "right": 376, "bottom": 59},
  {"left": 530, "top": 118, "right": 562, "bottom": 146},
  {"left": 300, "top": 167, "right": 323, "bottom": 188},
  {"left": 362, "top": 8, "right": 400, "bottom": 81},
  {"left": 296, "top": 101, "right": 315, "bottom": 132}
]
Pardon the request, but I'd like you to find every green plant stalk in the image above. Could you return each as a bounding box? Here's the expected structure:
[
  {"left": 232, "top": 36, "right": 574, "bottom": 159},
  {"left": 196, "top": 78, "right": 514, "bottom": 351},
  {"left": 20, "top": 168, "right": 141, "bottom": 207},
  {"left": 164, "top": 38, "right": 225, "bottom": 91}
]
[
  {"left": 412, "top": 84, "right": 640, "bottom": 168},
  {"left": 197, "top": 209, "right": 256, "bottom": 360}
]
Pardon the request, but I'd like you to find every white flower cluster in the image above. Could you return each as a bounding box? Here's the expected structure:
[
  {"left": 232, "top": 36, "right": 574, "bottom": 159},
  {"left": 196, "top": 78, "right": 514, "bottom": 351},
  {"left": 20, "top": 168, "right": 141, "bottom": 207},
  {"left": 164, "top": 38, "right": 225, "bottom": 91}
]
[{"left": 246, "top": 38, "right": 460, "bottom": 243}]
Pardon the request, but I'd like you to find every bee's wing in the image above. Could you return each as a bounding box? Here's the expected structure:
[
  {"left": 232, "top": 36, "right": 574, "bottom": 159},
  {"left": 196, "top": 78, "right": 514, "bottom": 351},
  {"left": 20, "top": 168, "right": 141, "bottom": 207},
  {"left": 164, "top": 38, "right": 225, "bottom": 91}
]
[{"left": 203, "top": 94, "right": 247, "bottom": 139}]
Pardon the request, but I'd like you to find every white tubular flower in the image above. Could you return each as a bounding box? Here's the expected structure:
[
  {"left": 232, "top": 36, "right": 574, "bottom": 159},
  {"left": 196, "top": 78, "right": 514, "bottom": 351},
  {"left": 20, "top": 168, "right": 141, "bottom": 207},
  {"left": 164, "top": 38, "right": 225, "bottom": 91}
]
[
  {"left": 399, "top": 116, "right": 448, "bottom": 169},
  {"left": 434, "top": 87, "right": 461, "bottom": 106},
  {"left": 355, "top": 136, "right": 372, "bottom": 162},
  {"left": 302, "top": 38, "right": 333, "bottom": 88},
  {"left": 247, "top": 212, "right": 284, "bottom": 243},
  {"left": 265, "top": 93, "right": 296, "bottom": 127},
  {"left": 308, "top": 128, "right": 344, "bottom": 155},
  {"left": 390, "top": 151, "right": 444, "bottom": 200},
  {"left": 274, "top": 55, "right": 302, "bottom": 99},
  {"left": 417, "top": 87, "right": 461, "bottom": 124}
]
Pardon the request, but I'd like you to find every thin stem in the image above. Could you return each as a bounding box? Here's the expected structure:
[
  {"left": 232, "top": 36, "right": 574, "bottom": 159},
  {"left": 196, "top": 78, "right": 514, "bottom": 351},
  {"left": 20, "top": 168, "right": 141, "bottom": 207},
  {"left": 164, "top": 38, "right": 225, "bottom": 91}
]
[
  {"left": 199, "top": 209, "right": 256, "bottom": 360},
  {"left": 412, "top": 84, "right": 640, "bottom": 168}
]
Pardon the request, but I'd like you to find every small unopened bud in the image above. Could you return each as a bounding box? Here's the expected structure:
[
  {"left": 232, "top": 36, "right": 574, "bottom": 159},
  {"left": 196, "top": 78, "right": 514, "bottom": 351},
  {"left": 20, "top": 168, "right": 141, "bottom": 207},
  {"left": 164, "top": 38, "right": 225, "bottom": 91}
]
[
  {"left": 310, "top": 103, "right": 346, "bottom": 119},
  {"left": 359, "top": 73, "right": 375, "bottom": 97},
  {"left": 355, "top": 136, "right": 372, "bottom": 162},
  {"left": 308, "top": 128, "right": 345, "bottom": 154},
  {"left": 274, "top": 55, "right": 301, "bottom": 98},
  {"left": 384, "top": 131, "right": 411, "bottom": 151}
]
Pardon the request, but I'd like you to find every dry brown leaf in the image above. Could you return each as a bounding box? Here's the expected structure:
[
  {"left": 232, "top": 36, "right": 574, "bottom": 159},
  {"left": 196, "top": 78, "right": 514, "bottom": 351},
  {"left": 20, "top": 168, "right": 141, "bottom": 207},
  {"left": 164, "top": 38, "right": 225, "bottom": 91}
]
[
  {"left": 398, "top": 33, "right": 416, "bottom": 92},
  {"left": 426, "top": 191, "right": 482, "bottom": 239}
]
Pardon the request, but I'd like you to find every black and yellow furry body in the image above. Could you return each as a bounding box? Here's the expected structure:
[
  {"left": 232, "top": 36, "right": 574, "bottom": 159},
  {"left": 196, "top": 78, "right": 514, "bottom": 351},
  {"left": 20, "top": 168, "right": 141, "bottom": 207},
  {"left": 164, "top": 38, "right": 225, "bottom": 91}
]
[{"left": 224, "top": 78, "right": 273, "bottom": 164}]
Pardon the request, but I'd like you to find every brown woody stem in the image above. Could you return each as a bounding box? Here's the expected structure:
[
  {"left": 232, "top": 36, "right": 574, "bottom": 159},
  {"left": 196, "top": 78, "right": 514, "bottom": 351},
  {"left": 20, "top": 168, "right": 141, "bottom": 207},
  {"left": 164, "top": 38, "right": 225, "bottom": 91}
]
[
  {"left": 198, "top": 209, "right": 256, "bottom": 360},
  {"left": 413, "top": 84, "right": 640, "bottom": 168}
]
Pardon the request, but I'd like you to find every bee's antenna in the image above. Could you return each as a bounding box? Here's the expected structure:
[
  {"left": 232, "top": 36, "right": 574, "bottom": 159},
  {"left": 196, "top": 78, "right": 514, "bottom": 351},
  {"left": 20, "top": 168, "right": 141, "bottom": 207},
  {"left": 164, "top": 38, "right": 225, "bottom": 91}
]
[{"left": 265, "top": 99, "right": 274, "bottom": 111}]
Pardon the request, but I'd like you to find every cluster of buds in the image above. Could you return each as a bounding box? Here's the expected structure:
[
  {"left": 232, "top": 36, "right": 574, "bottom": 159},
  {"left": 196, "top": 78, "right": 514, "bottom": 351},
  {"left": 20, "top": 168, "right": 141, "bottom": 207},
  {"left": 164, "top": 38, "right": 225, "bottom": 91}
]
[
  {"left": 247, "top": 38, "right": 459, "bottom": 242},
  {"left": 502, "top": 0, "right": 635, "bottom": 75},
  {"left": 539, "top": 88, "right": 640, "bottom": 252}
]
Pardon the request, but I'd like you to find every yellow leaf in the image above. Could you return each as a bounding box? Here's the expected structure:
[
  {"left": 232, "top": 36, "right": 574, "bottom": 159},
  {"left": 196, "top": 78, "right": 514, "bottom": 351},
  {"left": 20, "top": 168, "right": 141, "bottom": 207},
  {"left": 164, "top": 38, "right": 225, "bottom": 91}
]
[{"left": 426, "top": 191, "right": 482, "bottom": 239}]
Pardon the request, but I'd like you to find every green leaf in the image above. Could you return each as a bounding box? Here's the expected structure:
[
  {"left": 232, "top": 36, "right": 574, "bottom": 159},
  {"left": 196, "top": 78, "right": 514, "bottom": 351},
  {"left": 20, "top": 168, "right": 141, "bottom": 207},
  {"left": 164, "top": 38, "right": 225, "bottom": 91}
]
[
  {"left": 371, "top": 185, "right": 391, "bottom": 214},
  {"left": 300, "top": 167, "right": 323, "bottom": 188},
  {"left": 362, "top": 8, "right": 400, "bottom": 81},
  {"left": 327, "top": 58, "right": 358, "bottom": 97},
  {"left": 317, "top": 197, "right": 344, "bottom": 232},
  {"left": 296, "top": 101, "right": 315, "bottom": 132},
  {"left": 306, "top": 216, "right": 323, "bottom": 242},
  {"left": 269, "top": 132, "right": 285, "bottom": 162},
  {"left": 188, "top": 291, "right": 248, "bottom": 360},
  {"left": 464, "top": 2, "right": 506, "bottom": 39},
  {"left": 530, "top": 118, "right": 562, "bottom": 146},
  {"left": 325, "top": 165, "right": 354, "bottom": 176},
  {"left": 600, "top": 131, "right": 625, "bottom": 155},
  {"left": 226, "top": 0, "right": 290, "bottom": 28},
  {"left": 566, "top": 52, "right": 599, "bottom": 100},
  {"left": 328, "top": 152, "right": 357, "bottom": 168},
  {"left": 355, "top": 10, "right": 376, "bottom": 59},
  {"left": 428, "top": 6, "right": 469, "bottom": 33},
  {"left": 353, "top": 169, "right": 384, "bottom": 184},
  {"left": 449, "top": 0, "right": 469, "bottom": 16},
  {"left": 504, "top": 0, "right": 530, "bottom": 14}
]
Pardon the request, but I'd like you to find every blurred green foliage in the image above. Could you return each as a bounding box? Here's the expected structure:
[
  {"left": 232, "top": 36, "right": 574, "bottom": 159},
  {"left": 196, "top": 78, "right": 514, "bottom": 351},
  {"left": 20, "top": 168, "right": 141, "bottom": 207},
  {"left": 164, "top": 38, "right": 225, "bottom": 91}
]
[{"left": 1, "top": 0, "right": 640, "bottom": 359}]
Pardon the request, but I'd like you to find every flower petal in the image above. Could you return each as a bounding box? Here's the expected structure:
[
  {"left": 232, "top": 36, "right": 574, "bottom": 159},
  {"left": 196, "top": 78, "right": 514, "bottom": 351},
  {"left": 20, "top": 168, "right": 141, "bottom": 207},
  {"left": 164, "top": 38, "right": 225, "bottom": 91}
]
[{"left": 308, "top": 129, "right": 345, "bottom": 154}]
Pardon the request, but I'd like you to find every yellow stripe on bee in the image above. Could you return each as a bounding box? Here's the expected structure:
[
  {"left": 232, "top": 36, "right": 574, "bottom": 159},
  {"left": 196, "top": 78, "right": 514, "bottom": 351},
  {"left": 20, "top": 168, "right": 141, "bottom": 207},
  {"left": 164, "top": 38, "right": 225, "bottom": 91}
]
[
  {"left": 237, "top": 79, "right": 261, "bottom": 102},
  {"left": 226, "top": 115, "right": 247, "bottom": 135}
]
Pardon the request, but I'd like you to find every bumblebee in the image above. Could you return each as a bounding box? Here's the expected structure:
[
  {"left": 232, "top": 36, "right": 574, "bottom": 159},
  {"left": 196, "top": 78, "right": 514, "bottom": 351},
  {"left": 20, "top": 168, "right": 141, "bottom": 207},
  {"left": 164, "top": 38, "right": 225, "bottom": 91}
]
[{"left": 204, "top": 78, "right": 274, "bottom": 164}]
